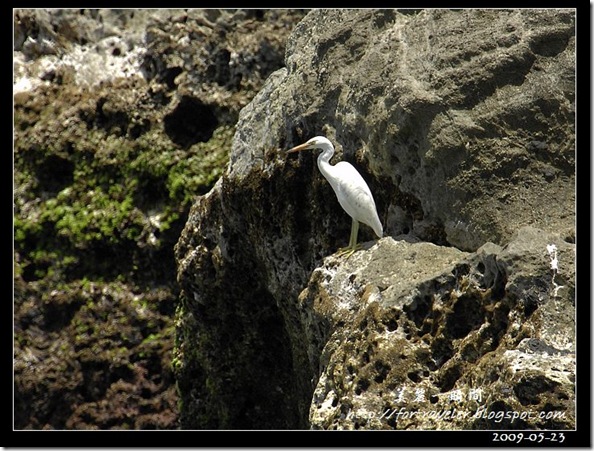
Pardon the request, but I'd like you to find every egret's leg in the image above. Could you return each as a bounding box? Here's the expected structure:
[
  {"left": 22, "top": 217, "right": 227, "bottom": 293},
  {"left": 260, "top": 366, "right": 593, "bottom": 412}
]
[
  {"left": 349, "top": 219, "right": 359, "bottom": 249},
  {"left": 337, "top": 219, "right": 362, "bottom": 258}
]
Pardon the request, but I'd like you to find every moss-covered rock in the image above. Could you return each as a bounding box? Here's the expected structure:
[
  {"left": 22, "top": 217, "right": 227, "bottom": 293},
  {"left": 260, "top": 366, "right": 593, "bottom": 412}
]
[{"left": 14, "top": 8, "right": 306, "bottom": 429}]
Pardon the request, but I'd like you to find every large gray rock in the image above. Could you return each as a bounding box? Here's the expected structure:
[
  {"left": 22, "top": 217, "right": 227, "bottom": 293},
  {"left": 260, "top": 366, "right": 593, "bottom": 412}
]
[{"left": 174, "top": 9, "right": 575, "bottom": 429}]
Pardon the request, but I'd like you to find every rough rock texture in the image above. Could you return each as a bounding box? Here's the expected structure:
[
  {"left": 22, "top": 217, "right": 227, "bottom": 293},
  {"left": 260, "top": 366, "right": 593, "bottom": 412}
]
[
  {"left": 14, "top": 9, "right": 306, "bottom": 429},
  {"left": 174, "top": 9, "right": 575, "bottom": 429},
  {"left": 303, "top": 229, "right": 574, "bottom": 429}
]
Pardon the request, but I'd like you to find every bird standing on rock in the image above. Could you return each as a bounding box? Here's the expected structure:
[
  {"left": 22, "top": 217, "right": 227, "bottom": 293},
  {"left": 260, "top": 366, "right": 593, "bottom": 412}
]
[{"left": 288, "top": 136, "right": 383, "bottom": 258}]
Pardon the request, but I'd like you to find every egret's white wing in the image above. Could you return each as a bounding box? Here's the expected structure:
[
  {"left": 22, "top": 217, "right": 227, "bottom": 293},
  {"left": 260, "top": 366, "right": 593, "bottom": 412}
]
[{"left": 332, "top": 162, "right": 383, "bottom": 237}]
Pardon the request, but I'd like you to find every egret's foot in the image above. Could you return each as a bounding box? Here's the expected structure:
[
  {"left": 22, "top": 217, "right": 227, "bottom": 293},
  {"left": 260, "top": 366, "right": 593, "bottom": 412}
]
[{"left": 336, "top": 243, "right": 363, "bottom": 259}]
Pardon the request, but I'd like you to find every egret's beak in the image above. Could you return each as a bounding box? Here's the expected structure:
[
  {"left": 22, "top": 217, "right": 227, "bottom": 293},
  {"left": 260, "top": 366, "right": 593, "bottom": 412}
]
[{"left": 287, "top": 142, "right": 311, "bottom": 153}]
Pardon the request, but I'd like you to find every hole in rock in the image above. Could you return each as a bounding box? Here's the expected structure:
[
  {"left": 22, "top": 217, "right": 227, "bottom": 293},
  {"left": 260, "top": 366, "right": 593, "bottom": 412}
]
[
  {"left": 164, "top": 96, "right": 218, "bottom": 148},
  {"left": 36, "top": 154, "right": 75, "bottom": 194}
]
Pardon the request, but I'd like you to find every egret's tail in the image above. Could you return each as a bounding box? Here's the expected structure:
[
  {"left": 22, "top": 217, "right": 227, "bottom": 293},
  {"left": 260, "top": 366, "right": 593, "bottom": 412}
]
[{"left": 370, "top": 217, "right": 383, "bottom": 239}]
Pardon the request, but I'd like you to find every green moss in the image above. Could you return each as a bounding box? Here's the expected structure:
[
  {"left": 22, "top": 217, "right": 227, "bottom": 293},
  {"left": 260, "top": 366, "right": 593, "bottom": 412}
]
[
  {"left": 14, "top": 94, "right": 233, "bottom": 286},
  {"left": 130, "top": 125, "right": 233, "bottom": 205},
  {"left": 39, "top": 187, "right": 142, "bottom": 246},
  {"left": 14, "top": 216, "right": 42, "bottom": 244},
  {"left": 80, "top": 277, "right": 93, "bottom": 291},
  {"left": 142, "top": 333, "right": 160, "bottom": 345},
  {"left": 167, "top": 125, "right": 234, "bottom": 202}
]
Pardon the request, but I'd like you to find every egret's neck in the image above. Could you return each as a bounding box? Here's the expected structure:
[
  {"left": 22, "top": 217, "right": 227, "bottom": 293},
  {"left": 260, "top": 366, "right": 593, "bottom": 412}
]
[{"left": 316, "top": 145, "right": 335, "bottom": 182}]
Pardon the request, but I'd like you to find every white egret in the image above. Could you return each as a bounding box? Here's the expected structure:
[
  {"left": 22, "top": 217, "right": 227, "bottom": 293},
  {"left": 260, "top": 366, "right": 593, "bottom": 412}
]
[{"left": 288, "top": 136, "right": 383, "bottom": 257}]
